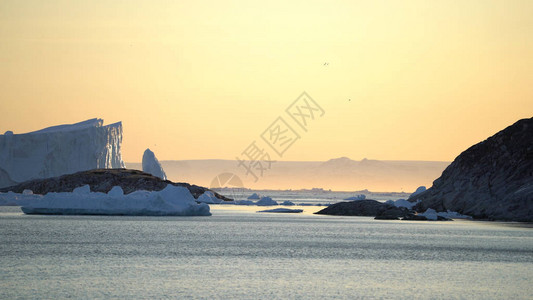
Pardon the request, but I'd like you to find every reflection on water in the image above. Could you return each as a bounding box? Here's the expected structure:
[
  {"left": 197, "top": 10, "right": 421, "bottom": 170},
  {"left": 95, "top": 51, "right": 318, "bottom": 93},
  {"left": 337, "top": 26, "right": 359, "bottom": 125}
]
[{"left": 0, "top": 206, "right": 532, "bottom": 299}]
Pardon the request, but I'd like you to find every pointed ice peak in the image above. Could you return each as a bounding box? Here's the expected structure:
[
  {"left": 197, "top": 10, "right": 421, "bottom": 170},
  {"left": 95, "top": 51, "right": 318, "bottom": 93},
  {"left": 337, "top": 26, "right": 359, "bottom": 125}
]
[{"left": 142, "top": 148, "right": 167, "bottom": 180}]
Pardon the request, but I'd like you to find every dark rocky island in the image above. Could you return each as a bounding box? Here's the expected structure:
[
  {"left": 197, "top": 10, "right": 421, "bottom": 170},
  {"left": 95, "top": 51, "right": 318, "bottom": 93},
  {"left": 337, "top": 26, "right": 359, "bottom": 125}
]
[
  {"left": 0, "top": 168, "right": 232, "bottom": 201},
  {"left": 315, "top": 200, "right": 411, "bottom": 220},
  {"left": 411, "top": 117, "right": 533, "bottom": 222}
]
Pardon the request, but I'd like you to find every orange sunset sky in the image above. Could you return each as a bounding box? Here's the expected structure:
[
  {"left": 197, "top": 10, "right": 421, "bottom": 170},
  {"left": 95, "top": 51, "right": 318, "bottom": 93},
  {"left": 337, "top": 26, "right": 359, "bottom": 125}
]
[{"left": 1, "top": 0, "right": 532, "bottom": 163}]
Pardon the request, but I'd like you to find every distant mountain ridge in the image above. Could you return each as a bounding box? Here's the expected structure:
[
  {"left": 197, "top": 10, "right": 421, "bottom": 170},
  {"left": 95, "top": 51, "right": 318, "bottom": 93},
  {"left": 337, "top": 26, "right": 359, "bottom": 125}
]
[{"left": 127, "top": 158, "right": 450, "bottom": 191}]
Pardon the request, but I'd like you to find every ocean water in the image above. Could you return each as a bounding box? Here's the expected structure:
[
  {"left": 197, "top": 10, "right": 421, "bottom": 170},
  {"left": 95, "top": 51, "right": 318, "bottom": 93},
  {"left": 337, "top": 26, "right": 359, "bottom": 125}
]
[{"left": 0, "top": 205, "right": 532, "bottom": 299}]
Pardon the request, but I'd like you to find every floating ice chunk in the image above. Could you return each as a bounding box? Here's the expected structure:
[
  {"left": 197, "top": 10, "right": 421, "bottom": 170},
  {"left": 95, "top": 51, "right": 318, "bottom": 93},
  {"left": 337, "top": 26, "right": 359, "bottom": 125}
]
[
  {"left": 393, "top": 199, "right": 418, "bottom": 209},
  {"left": 436, "top": 210, "right": 472, "bottom": 219},
  {"left": 409, "top": 186, "right": 427, "bottom": 198},
  {"left": 344, "top": 194, "right": 366, "bottom": 201},
  {"left": 418, "top": 208, "right": 438, "bottom": 220},
  {"left": 73, "top": 185, "right": 91, "bottom": 194},
  {"left": 417, "top": 208, "right": 472, "bottom": 220},
  {"left": 20, "top": 184, "right": 210, "bottom": 216},
  {"left": 108, "top": 186, "right": 124, "bottom": 197},
  {"left": 257, "top": 208, "right": 303, "bottom": 213},
  {"left": 247, "top": 193, "right": 260, "bottom": 200},
  {"left": 0, "top": 191, "right": 43, "bottom": 206},
  {"left": 142, "top": 148, "right": 167, "bottom": 180},
  {"left": 256, "top": 196, "right": 278, "bottom": 206},
  {"left": 281, "top": 200, "right": 295, "bottom": 206},
  {"left": 197, "top": 191, "right": 222, "bottom": 204}
]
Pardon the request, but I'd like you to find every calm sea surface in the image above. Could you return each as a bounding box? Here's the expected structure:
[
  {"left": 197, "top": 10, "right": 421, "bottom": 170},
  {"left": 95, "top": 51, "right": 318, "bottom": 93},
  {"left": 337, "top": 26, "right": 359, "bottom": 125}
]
[{"left": 0, "top": 205, "right": 532, "bottom": 299}]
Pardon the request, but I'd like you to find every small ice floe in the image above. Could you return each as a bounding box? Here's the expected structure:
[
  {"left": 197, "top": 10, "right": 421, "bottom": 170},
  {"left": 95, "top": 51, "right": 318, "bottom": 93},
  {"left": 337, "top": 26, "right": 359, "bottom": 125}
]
[
  {"left": 0, "top": 190, "right": 41, "bottom": 206},
  {"left": 257, "top": 208, "right": 303, "bottom": 213},
  {"left": 386, "top": 198, "right": 419, "bottom": 209},
  {"left": 417, "top": 208, "right": 472, "bottom": 220},
  {"left": 344, "top": 194, "right": 366, "bottom": 201},
  {"left": 247, "top": 193, "right": 261, "bottom": 200},
  {"left": 280, "top": 200, "right": 295, "bottom": 206},
  {"left": 20, "top": 184, "right": 211, "bottom": 216},
  {"left": 196, "top": 191, "right": 222, "bottom": 204},
  {"left": 408, "top": 186, "right": 427, "bottom": 198},
  {"left": 255, "top": 196, "right": 278, "bottom": 206}
]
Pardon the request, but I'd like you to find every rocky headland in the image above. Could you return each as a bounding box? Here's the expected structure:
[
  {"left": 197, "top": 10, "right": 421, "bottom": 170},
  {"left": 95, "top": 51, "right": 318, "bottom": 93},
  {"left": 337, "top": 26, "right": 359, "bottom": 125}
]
[
  {"left": 411, "top": 117, "right": 533, "bottom": 221},
  {"left": 0, "top": 168, "right": 231, "bottom": 202}
]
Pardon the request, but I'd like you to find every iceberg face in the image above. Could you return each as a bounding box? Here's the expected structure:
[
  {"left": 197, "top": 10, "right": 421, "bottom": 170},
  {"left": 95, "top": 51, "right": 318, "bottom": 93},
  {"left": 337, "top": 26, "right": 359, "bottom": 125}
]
[
  {"left": 142, "top": 149, "right": 167, "bottom": 180},
  {"left": 20, "top": 184, "right": 211, "bottom": 216},
  {"left": 0, "top": 118, "right": 125, "bottom": 188},
  {"left": 197, "top": 191, "right": 222, "bottom": 204}
]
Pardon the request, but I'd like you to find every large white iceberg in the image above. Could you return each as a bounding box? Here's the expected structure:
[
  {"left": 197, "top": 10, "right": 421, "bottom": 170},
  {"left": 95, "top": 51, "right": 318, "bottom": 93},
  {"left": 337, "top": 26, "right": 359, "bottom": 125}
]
[
  {"left": 0, "top": 118, "right": 125, "bottom": 188},
  {"left": 142, "top": 148, "right": 167, "bottom": 180},
  {"left": 20, "top": 184, "right": 211, "bottom": 216}
]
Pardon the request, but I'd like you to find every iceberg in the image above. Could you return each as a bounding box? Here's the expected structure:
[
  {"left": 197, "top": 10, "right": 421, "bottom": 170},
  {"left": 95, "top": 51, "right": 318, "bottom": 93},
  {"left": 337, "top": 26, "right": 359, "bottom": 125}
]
[
  {"left": 247, "top": 193, "right": 260, "bottom": 200},
  {"left": 281, "top": 200, "right": 295, "bottom": 206},
  {"left": 142, "top": 149, "right": 167, "bottom": 180},
  {"left": 234, "top": 200, "right": 256, "bottom": 205},
  {"left": 387, "top": 198, "right": 418, "bottom": 209},
  {"left": 0, "top": 118, "right": 124, "bottom": 188},
  {"left": 417, "top": 208, "right": 472, "bottom": 220},
  {"left": 20, "top": 184, "right": 211, "bottom": 216},
  {"left": 196, "top": 191, "right": 222, "bottom": 204},
  {"left": 255, "top": 196, "right": 278, "bottom": 206},
  {"left": 409, "top": 186, "right": 427, "bottom": 199},
  {"left": 0, "top": 190, "right": 40, "bottom": 206}
]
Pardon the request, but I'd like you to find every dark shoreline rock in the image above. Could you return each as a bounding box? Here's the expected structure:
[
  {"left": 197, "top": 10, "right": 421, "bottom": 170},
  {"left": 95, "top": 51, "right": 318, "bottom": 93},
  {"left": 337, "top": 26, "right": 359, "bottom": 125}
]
[
  {"left": 314, "top": 200, "right": 410, "bottom": 219},
  {"left": 410, "top": 117, "right": 533, "bottom": 222},
  {"left": 0, "top": 168, "right": 232, "bottom": 201}
]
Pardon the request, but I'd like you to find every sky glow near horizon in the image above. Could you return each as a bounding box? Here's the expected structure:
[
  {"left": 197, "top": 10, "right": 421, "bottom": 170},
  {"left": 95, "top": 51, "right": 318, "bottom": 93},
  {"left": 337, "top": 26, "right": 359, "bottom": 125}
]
[{"left": 1, "top": 0, "right": 531, "bottom": 162}]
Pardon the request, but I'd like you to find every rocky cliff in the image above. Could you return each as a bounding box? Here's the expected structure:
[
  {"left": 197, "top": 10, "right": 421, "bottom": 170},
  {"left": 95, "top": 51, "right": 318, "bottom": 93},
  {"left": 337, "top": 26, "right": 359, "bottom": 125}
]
[
  {"left": 0, "top": 119, "right": 125, "bottom": 188},
  {"left": 412, "top": 117, "right": 533, "bottom": 221}
]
